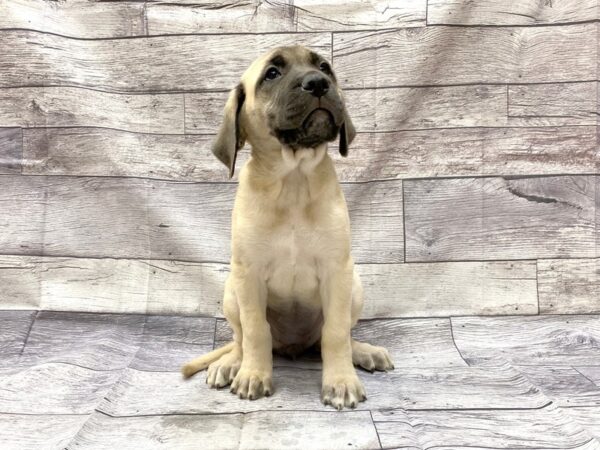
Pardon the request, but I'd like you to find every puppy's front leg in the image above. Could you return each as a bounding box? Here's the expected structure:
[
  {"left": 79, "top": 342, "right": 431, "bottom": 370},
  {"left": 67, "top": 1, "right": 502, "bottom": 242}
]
[
  {"left": 320, "top": 259, "right": 366, "bottom": 410},
  {"left": 229, "top": 262, "right": 273, "bottom": 400}
]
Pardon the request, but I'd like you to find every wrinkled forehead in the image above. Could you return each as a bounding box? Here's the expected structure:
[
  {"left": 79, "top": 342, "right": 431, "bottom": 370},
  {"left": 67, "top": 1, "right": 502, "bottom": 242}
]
[{"left": 240, "top": 46, "right": 324, "bottom": 94}]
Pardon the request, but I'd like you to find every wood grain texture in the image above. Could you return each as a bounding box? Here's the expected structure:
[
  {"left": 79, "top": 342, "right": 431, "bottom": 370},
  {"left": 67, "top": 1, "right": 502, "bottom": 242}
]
[
  {"left": 98, "top": 363, "right": 548, "bottom": 416},
  {"left": 334, "top": 24, "right": 596, "bottom": 87},
  {"left": 21, "top": 125, "right": 598, "bottom": 182},
  {"left": 146, "top": 0, "right": 295, "bottom": 35},
  {"left": 404, "top": 176, "right": 597, "bottom": 261},
  {"left": 0, "top": 363, "right": 121, "bottom": 414},
  {"left": 0, "top": 256, "right": 228, "bottom": 316},
  {"left": 0, "top": 88, "right": 183, "bottom": 133},
  {"left": 452, "top": 315, "right": 600, "bottom": 366},
  {"left": 0, "top": 175, "right": 402, "bottom": 264},
  {"left": 508, "top": 82, "right": 597, "bottom": 126},
  {"left": 145, "top": 260, "right": 230, "bottom": 316},
  {"left": 66, "top": 410, "right": 380, "bottom": 450},
  {"left": 478, "top": 126, "right": 599, "bottom": 176},
  {"left": 342, "top": 126, "right": 599, "bottom": 181},
  {"left": 576, "top": 367, "right": 600, "bottom": 386},
  {"left": 146, "top": 0, "right": 426, "bottom": 34},
  {"left": 0, "top": 30, "right": 331, "bottom": 92},
  {"left": 3, "top": 310, "right": 216, "bottom": 374},
  {"left": 538, "top": 259, "right": 600, "bottom": 314},
  {"left": 597, "top": 176, "right": 600, "bottom": 255},
  {"left": 373, "top": 404, "right": 596, "bottom": 449},
  {"left": 427, "top": 0, "right": 598, "bottom": 25},
  {"left": 515, "top": 366, "right": 600, "bottom": 407},
  {"left": 344, "top": 85, "right": 507, "bottom": 132},
  {"left": 357, "top": 261, "right": 537, "bottom": 317},
  {"left": 0, "top": 175, "right": 46, "bottom": 255},
  {"left": 131, "top": 315, "right": 215, "bottom": 372},
  {"left": 41, "top": 257, "right": 150, "bottom": 315},
  {"left": 19, "top": 311, "right": 145, "bottom": 371},
  {"left": 341, "top": 181, "right": 403, "bottom": 263},
  {"left": 0, "top": 128, "right": 21, "bottom": 174},
  {"left": 0, "top": 310, "right": 36, "bottom": 360},
  {"left": 294, "top": 0, "right": 426, "bottom": 31},
  {"left": 0, "top": 256, "right": 41, "bottom": 309},
  {"left": 42, "top": 176, "right": 151, "bottom": 258},
  {"left": 22, "top": 128, "right": 234, "bottom": 182},
  {"left": 0, "top": 0, "right": 144, "bottom": 38},
  {"left": 0, "top": 413, "right": 88, "bottom": 450},
  {"left": 351, "top": 318, "right": 469, "bottom": 368},
  {"left": 564, "top": 407, "right": 600, "bottom": 440},
  {"left": 0, "top": 255, "right": 540, "bottom": 318}
]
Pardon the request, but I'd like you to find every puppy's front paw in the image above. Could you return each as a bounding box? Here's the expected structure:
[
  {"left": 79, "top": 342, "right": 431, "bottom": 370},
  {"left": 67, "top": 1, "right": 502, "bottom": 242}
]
[
  {"left": 230, "top": 367, "right": 273, "bottom": 400},
  {"left": 321, "top": 370, "right": 366, "bottom": 410}
]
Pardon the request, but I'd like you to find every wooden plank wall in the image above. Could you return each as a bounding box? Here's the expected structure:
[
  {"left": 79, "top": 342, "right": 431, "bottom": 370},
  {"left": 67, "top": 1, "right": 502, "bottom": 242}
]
[{"left": 0, "top": 0, "right": 597, "bottom": 318}]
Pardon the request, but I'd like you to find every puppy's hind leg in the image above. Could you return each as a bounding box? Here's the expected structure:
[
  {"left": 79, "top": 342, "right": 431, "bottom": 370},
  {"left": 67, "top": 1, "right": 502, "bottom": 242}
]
[
  {"left": 182, "top": 276, "right": 243, "bottom": 384},
  {"left": 349, "top": 271, "right": 394, "bottom": 372},
  {"left": 181, "top": 342, "right": 236, "bottom": 379},
  {"left": 352, "top": 340, "right": 394, "bottom": 372},
  {"left": 206, "top": 279, "right": 243, "bottom": 388}
]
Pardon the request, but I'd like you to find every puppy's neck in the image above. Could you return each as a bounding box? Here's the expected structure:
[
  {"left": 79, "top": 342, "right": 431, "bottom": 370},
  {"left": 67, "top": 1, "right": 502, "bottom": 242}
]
[
  {"left": 248, "top": 143, "right": 329, "bottom": 180},
  {"left": 279, "top": 144, "right": 327, "bottom": 177},
  {"left": 244, "top": 143, "right": 336, "bottom": 206}
]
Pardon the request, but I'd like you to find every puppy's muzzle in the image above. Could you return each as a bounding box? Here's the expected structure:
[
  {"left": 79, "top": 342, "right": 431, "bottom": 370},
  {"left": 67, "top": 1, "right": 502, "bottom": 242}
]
[{"left": 273, "top": 72, "right": 345, "bottom": 148}]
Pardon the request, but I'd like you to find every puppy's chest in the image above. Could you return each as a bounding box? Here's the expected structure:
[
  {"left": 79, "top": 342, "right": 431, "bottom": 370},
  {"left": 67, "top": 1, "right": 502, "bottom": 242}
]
[{"left": 262, "top": 211, "right": 323, "bottom": 300}]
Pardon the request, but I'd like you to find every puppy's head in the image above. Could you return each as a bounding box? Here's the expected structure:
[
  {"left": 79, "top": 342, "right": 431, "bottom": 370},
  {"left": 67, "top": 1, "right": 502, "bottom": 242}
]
[{"left": 212, "top": 45, "right": 355, "bottom": 178}]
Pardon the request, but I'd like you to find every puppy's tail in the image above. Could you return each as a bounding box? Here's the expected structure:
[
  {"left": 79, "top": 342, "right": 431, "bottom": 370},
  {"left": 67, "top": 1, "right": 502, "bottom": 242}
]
[{"left": 181, "top": 341, "right": 236, "bottom": 379}]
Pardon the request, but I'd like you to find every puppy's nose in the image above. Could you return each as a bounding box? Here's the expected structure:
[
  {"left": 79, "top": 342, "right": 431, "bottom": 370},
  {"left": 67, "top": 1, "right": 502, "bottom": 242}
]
[{"left": 301, "top": 73, "right": 329, "bottom": 98}]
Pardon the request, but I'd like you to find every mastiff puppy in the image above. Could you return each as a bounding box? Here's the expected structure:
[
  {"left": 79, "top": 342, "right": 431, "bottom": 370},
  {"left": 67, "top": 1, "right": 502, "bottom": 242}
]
[{"left": 182, "top": 45, "right": 393, "bottom": 410}]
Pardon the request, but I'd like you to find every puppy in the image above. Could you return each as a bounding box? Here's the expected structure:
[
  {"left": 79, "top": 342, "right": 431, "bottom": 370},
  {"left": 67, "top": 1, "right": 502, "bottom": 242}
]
[{"left": 182, "top": 45, "right": 393, "bottom": 410}]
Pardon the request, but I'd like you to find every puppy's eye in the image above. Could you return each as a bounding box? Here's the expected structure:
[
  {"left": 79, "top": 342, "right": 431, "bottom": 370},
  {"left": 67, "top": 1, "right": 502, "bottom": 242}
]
[
  {"left": 319, "top": 62, "right": 332, "bottom": 74},
  {"left": 264, "top": 67, "right": 281, "bottom": 81}
]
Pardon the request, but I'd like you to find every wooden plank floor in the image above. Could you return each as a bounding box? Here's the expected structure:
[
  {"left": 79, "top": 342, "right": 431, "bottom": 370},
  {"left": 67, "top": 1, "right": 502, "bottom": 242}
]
[{"left": 1, "top": 311, "right": 599, "bottom": 450}]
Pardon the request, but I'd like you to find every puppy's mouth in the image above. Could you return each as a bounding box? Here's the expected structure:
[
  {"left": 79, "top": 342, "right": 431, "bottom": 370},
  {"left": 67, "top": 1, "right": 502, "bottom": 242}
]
[{"left": 274, "top": 107, "right": 340, "bottom": 149}]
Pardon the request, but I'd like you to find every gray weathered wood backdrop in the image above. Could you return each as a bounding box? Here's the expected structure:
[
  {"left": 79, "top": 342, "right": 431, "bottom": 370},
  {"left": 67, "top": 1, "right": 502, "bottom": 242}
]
[{"left": 0, "top": 0, "right": 598, "bottom": 318}]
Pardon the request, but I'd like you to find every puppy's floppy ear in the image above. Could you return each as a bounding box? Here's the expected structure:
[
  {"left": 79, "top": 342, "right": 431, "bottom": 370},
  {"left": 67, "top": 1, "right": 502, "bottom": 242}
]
[
  {"left": 211, "top": 84, "right": 246, "bottom": 178},
  {"left": 338, "top": 104, "right": 355, "bottom": 157}
]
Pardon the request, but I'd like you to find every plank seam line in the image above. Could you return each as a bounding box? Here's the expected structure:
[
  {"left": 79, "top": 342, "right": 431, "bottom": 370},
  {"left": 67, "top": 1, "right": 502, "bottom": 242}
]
[
  {"left": 212, "top": 317, "right": 218, "bottom": 351},
  {"left": 343, "top": 80, "right": 598, "bottom": 91},
  {"left": 369, "top": 410, "right": 384, "bottom": 449},
  {"left": 2, "top": 309, "right": 597, "bottom": 321},
  {"left": 17, "top": 125, "right": 217, "bottom": 136},
  {"left": 535, "top": 260, "right": 541, "bottom": 314},
  {"left": 399, "top": 440, "right": 595, "bottom": 450},
  {"left": 19, "top": 127, "right": 24, "bottom": 175},
  {"left": 18, "top": 310, "right": 38, "bottom": 357},
  {"left": 572, "top": 367, "right": 599, "bottom": 387},
  {"left": 94, "top": 409, "right": 381, "bottom": 419},
  {"left": 142, "top": 0, "right": 149, "bottom": 36},
  {"left": 2, "top": 19, "right": 599, "bottom": 41},
  {"left": 0, "top": 27, "right": 332, "bottom": 41},
  {"left": 424, "top": 20, "right": 599, "bottom": 28},
  {"left": 448, "top": 317, "right": 470, "bottom": 366},
  {"left": 0, "top": 412, "right": 88, "bottom": 417},
  {"left": 402, "top": 180, "right": 407, "bottom": 262},
  {"left": 93, "top": 402, "right": 555, "bottom": 419},
  {"left": 9, "top": 123, "right": 597, "bottom": 136},
  {"left": 0, "top": 84, "right": 231, "bottom": 95},
  {"left": 0, "top": 80, "right": 596, "bottom": 95},
  {"left": 2, "top": 171, "right": 598, "bottom": 186}
]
